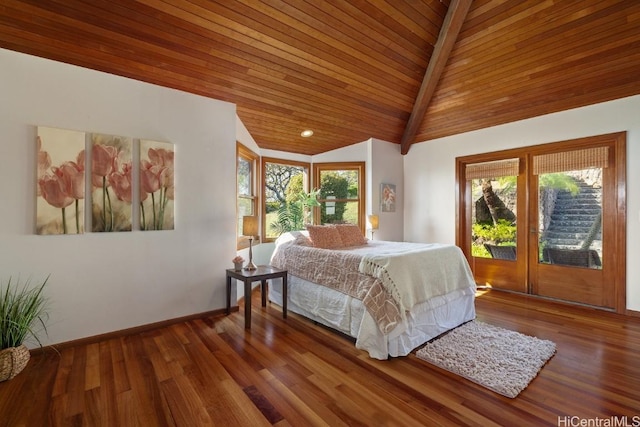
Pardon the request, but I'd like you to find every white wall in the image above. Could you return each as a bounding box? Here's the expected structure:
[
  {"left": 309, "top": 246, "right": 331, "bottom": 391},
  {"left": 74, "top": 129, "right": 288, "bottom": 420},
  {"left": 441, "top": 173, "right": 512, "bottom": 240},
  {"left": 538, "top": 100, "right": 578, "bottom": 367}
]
[
  {"left": 368, "top": 138, "right": 404, "bottom": 241},
  {"left": 0, "top": 48, "right": 237, "bottom": 346},
  {"left": 404, "top": 94, "right": 640, "bottom": 311}
]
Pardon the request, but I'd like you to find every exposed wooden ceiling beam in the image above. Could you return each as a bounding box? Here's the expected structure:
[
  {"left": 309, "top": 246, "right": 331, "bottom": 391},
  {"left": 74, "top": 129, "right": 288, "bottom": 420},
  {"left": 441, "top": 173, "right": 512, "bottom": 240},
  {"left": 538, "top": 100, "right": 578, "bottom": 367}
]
[{"left": 400, "top": 0, "right": 473, "bottom": 155}]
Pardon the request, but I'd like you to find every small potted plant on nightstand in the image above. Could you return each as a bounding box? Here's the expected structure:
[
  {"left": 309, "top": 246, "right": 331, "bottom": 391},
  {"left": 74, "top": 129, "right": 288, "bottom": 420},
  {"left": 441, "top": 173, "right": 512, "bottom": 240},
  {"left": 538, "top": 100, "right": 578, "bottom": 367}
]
[
  {"left": 0, "top": 276, "right": 50, "bottom": 382},
  {"left": 232, "top": 256, "right": 245, "bottom": 271}
]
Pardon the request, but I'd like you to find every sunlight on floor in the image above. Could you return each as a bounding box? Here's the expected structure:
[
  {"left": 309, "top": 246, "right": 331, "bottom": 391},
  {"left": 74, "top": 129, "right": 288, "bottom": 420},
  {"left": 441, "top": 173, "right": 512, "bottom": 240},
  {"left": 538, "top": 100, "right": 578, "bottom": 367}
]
[{"left": 475, "top": 284, "right": 493, "bottom": 297}]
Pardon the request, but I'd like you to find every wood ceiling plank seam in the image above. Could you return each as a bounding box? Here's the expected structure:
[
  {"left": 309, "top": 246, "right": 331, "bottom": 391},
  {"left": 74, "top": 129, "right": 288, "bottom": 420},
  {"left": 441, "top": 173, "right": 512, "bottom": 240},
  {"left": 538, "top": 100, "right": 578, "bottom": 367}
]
[
  {"left": 378, "top": 0, "right": 444, "bottom": 42},
  {"left": 426, "top": 51, "right": 640, "bottom": 119},
  {"left": 629, "top": 8, "right": 640, "bottom": 23},
  {"left": 336, "top": 0, "right": 438, "bottom": 48},
  {"left": 242, "top": 0, "right": 428, "bottom": 81},
  {"left": 229, "top": 70, "right": 410, "bottom": 125},
  {"left": 418, "top": 81, "right": 640, "bottom": 142},
  {"left": 156, "top": 4, "right": 420, "bottom": 110},
  {"left": 237, "top": 117, "right": 398, "bottom": 145},
  {"left": 108, "top": 0, "right": 352, "bottom": 93},
  {"left": 462, "top": 0, "right": 636, "bottom": 67},
  {"left": 35, "top": 0, "right": 418, "bottom": 113},
  {"left": 322, "top": 0, "right": 435, "bottom": 63},
  {"left": 233, "top": 64, "right": 413, "bottom": 117},
  {"left": 0, "top": 26, "right": 324, "bottom": 121},
  {"left": 298, "top": 0, "right": 431, "bottom": 70},
  {"left": 456, "top": 1, "right": 559, "bottom": 52},
  {"left": 174, "top": 0, "right": 418, "bottom": 94},
  {"left": 413, "top": 0, "right": 450, "bottom": 22},
  {"left": 239, "top": 97, "right": 404, "bottom": 134},
  {"left": 463, "top": 0, "right": 503, "bottom": 21},
  {"left": 134, "top": 0, "right": 370, "bottom": 94},
  {"left": 458, "top": 0, "right": 546, "bottom": 39},
  {"left": 371, "top": 0, "right": 441, "bottom": 44},
  {"left": 450, "top": 1, "right": 582, "bottom": 61},
  {"left": 97, "top": 0, "right": 381, "bottom": 104},
  {"left": 439, "top": 10, "right": 635, "bottom": 92},
  {"left": 525, "top": 34, "right": 640, "bottom": 81},
  {"left": 434, "top": 29, "right": 639, "bottom": 108},
  {"left": 458, "top": 0, "right": 635, "bottom": 59},
  {"left": 280, "top": 73, "right": 415, "bottom": 115},
  {"left": 237, "top": 109, "right": 401, "bottom": 142},
  {"left": 510, "top": 1, "right": 633, "bottom": 48},
  {"left": 0, "top": 1, "right": 227, "bottom": 74},
  {"left": 452, "top": 2, "right": 624, "bottom": 58},
  {"left": 419, "top": 63, "right": 640, "bottom": 137},
  {"left": 73, "top": 0, "right": 263, "bottom": 68}
]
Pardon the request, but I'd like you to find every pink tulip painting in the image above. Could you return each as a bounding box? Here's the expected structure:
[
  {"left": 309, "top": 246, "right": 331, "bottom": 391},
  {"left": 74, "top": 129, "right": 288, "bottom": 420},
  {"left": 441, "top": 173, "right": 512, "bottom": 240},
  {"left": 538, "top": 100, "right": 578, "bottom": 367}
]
[
  {"left": 91, "top": 134, "right": 133, "bottom": 232},
  {"left": 140, "top": 140, "right": 174, "bottom": 230},
  {"left": 36, "top": 127, "right": 85, "bottom": 235}
]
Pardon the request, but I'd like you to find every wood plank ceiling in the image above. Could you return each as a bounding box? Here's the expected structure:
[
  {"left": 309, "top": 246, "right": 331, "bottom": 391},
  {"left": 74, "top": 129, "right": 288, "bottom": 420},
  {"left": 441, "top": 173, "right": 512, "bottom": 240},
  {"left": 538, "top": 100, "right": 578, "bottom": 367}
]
[{"left": 1, "top": 0, "right": 639, "bottom": 155}]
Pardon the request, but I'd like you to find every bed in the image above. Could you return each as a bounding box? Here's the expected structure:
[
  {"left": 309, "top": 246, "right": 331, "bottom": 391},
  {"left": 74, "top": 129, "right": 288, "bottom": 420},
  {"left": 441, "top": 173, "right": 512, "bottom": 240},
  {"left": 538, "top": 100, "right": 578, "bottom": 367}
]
[{"left": 268, "top": 226, "right": 476, "bottom": 360}]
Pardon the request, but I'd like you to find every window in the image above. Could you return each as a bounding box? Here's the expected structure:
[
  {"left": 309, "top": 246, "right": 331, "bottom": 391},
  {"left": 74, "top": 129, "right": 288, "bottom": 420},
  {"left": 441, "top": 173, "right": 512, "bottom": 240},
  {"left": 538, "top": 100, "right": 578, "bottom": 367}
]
[
  {"left": 313, "top": 162, "right": 365, "bottom": 232},
  {"left": 466, "top": 158, "right": 519, "bottom": 259},
  {"left": 262, "top": 157, "right": 310, "bottom": 242},
  {"left": 237, "top": 143, "right": 259, "bottom": 249}
]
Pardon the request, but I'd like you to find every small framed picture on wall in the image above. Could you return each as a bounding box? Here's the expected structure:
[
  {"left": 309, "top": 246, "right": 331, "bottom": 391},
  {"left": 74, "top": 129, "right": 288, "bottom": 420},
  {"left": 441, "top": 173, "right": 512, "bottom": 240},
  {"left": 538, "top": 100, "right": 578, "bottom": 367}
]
[{"left": 380, "top": 183, "right": 396, "bottom": 212}]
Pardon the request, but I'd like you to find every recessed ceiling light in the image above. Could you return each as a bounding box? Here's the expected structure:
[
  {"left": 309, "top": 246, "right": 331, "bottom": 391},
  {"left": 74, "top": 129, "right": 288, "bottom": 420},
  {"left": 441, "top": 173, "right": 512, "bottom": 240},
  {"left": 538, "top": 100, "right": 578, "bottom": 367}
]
[{"left": 301, "top": 129, "right": 314, "bottom": 137}]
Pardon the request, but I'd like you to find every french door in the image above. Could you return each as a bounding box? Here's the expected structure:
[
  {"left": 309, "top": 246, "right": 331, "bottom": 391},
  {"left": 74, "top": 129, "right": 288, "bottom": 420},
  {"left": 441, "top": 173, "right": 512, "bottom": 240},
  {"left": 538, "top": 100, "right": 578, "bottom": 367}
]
[{"left": 456, "top": 133, "right": 626, "bottom": 312}]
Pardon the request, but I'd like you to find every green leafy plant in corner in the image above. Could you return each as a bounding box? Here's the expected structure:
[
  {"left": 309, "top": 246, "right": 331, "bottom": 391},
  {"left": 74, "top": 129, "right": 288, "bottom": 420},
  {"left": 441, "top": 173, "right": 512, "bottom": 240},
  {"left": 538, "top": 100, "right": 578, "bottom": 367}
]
[
  {"left": 270, "top": 188, "right": 321, "bottom": 235},
  {"left": 0, "top": 276, "right": 50, "bottom": 350}
]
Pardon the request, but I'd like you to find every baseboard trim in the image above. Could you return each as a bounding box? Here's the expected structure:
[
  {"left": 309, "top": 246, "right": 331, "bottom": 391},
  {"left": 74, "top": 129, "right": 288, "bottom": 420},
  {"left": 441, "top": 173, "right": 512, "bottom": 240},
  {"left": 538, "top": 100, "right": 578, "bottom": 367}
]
[
  {"left": 626, "top": 308, "right": 640, "bottom": 318},
  {"left": 31, "top": 307, "right": 235, "bottom": 355}
]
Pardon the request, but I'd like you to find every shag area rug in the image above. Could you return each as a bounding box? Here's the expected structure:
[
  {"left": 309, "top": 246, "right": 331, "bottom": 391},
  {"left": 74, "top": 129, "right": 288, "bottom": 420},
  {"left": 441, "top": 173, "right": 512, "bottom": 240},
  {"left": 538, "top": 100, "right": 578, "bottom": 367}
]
[{"left": 416, "top": 321, "right": 556, "bottom": 398}]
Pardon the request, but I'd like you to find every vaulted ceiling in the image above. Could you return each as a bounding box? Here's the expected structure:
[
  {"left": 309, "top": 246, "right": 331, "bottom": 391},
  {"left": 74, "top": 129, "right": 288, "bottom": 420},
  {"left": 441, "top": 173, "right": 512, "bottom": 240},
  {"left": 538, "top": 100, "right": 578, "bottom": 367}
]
[{"left": 1, "top": 1, "right": 639, "bottom": 155}]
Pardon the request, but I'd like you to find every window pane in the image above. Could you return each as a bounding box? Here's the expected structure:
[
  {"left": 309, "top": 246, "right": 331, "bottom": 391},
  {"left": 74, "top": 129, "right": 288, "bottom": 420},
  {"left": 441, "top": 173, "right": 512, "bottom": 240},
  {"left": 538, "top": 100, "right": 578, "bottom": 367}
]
[
  {"left": 538, "top": 168, "right": 602, "bottom": 269},
  {"left": 321, "top": 201, "right": 358, "bottom": 225},
  {"left": 264, "top": 162, "right": 305, "bottom": 239},
  {"left": 237, "top": 197, "right": 253, "bottom": 237},
  {"left": 319, "top": 169, "right": 360, "bottom": 225},
  {"left": 237, "top": 157, "right": 251, "bottom": 196},
  {"left": 471, "top": 176, "right": 517, "bottom": 260},
  {"left": 319, "top": 170, "right": 359, "bottom": 198}
]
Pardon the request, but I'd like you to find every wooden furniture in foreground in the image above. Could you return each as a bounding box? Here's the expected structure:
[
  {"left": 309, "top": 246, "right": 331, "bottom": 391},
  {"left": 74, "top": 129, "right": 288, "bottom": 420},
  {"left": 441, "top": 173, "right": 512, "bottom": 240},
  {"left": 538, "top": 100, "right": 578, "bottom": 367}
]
[{"left": 226, "top": 265, "right": 287, "bottom": 329}]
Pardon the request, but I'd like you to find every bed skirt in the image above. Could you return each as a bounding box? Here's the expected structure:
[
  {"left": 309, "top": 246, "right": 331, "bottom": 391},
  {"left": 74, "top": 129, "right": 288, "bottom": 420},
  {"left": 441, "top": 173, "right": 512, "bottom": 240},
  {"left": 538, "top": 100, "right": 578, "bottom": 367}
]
[{"left": 268, "top": 274, "right": 476, "bottom": 360}]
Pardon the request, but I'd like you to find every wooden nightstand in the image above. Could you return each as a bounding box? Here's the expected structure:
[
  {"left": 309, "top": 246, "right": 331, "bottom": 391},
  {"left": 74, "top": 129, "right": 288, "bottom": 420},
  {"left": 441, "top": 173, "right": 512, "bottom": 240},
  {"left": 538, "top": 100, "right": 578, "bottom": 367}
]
[{"left": 225, "top": 265, "right": 288, "bottom": 329}]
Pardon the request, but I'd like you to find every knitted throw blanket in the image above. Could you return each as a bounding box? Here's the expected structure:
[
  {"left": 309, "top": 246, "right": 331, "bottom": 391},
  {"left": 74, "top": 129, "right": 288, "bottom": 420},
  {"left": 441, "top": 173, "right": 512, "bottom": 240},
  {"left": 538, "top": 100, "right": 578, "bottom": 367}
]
[{"left": 359, "top": 243, "right": 474, "bottom": 314}]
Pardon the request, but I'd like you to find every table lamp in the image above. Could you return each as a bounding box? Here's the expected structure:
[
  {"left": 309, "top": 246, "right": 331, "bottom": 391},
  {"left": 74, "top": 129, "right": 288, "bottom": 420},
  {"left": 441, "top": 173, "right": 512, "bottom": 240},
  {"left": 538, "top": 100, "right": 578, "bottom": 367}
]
[
  {"left": 368, "top": 214, "right": 379, "bottom": 239},
  {"left": 242, "top": 215, "right": 258, "bottom": 270}
]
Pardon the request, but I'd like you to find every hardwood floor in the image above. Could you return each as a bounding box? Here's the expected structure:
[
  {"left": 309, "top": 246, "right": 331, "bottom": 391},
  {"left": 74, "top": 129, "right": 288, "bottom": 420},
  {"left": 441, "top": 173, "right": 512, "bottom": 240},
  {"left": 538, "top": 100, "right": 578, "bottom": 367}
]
[{"left": 1, "top": 289, "right": 639, "bottom": 426}]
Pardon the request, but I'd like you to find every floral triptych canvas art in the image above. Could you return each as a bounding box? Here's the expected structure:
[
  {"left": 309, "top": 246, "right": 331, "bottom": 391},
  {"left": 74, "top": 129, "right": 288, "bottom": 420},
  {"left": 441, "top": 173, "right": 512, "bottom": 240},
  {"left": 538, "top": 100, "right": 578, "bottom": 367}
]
[
  {"left": 36, "top": 126, "right": 175, "bottom": 235},
  {"left": 91, "top": 133, "right": 133, "bottom": 232},
  {"left": 140, "top": 140, "right": 175, "bottom": 231}
]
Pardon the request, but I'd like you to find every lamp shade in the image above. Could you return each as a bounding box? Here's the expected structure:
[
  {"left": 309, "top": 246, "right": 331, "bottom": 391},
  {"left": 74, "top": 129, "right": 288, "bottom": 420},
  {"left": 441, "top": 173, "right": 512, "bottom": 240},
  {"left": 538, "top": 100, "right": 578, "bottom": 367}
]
[
  {"left": 368, "top": 214, "right": 379, "bottom": 230},
  {"left": 242, "top": 216, "right": 258, "bottom": 237}
]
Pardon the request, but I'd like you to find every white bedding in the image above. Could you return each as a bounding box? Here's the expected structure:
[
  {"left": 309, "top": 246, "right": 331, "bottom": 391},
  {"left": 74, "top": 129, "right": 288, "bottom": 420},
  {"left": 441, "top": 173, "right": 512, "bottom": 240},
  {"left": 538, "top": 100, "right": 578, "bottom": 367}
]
[
  {"left": 269, "top": 232, "right": 477, "bottom": 359},
  {"left": 268, "top": 274, "right": 476, "bottom": 359}
]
